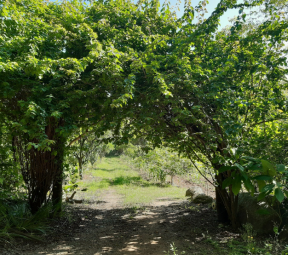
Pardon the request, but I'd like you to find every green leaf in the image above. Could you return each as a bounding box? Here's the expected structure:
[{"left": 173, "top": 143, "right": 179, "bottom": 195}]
[
  {"left": 261, "top": 183, "right": 275, "bottom": 193},
  {"left": 283, "top": 190, "right": 288, "bottom": 198},
  {"left": 253, "top": 175, "right": 272, "bottom": 181},
  {"left": 248, "top": 164, "right": 262, "bottom": 171},
  {"left": 0, "top": 178, "right": 4, "bottom": 184},
  {"left": 261, "top": 159, "right": 276, "bottom": 176},
  {"left": 235, "top": 163, "right": 245, "bottom": 172},
  {"left": 243, "top": 179, "right": 255, "bottom": 193},
  {"left": 242, "top": 156, "right": 260, "bottom": 162},
  {"left": 275, "top": 188, "right": 284, "bottom": 203},
  {"left": 257, "top": 180, "right": 266, "bottom": 192},
  {"left": 258, "top": 192, "right": 268, "bottom": 201},
  {"left": 240, "top": 171, "right": 249, "bottom": 180},
  {"left": 218, "top": 166, "right": 232, "bottom": 173},
  {"left": 222, "top": 177, "right": 232, "bottom": 189},
  {"left": 276, "top": 164, "right": 285, "bottom": 172},
  {"left": 232, "top": 176, "right": 242, "bottom": 195}
]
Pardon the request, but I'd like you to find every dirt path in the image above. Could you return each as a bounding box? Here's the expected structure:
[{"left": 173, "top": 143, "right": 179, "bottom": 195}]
[
  {"left": 3, "top": 157, "right": 238, "bottom": 255},
  {"left": 6, "top": 186, "right": 237, "bottom": 255}
]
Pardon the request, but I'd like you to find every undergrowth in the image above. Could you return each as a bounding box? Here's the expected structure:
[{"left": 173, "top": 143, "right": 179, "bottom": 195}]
[{"left": 0, "top": 200, "right": 59, "bottom": 244}]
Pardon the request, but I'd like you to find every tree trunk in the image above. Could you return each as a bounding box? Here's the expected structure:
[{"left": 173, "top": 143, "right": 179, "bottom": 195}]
[
  {"left": 215, "top": 173, "right": 239, "bottom": 229},
  {"left": 16, "top": 117, "right": 66, "bottom": 214},
  {"left": 23, "top": 146, "right": 59, "bottom": 214},
  {"left": 52, "top": 172, "right": 63, "bottom": 213},
  {"left": 52, "top": 134, "right": 66, "bottom": 213},
  {"left": 78, "top": 157, "right": 83, "bottom": 180},
  {"left": 30, "top": 186, "right": 48, "bottom": 215},
  {"left": 215, "top": 186, "right": 230, "bottom": 224},
  {"left": 171, "top": 175, "right": 174, "bottom": 185},
  {"left": 229, "top": 185, "right": 239, "bottom": 229}
]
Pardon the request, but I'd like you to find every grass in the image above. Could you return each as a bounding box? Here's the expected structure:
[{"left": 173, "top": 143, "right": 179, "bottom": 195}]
[
  {"left": 80, "top": 157, "right": 186, "bottom": 206},
  {"left": 0, "top": 200, "right": 53, "bottom": 243}
]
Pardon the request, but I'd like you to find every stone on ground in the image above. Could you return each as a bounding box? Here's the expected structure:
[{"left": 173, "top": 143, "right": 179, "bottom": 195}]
[
  {"left": 237, "top": 193, "right": 281, "bottom": 235},
  {"left": 185, "top": 187, "right": 213, "bottom": 204},
  {"left": 185, "top": 187, "right": 204, "bottom": 199},
  {"left": 192, "top": 194, "right": 214, "bottom": 204}
]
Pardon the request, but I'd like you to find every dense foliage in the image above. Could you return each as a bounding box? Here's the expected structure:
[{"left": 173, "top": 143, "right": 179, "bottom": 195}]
[
  {"left": 0, "top": 0, "right": 288, "bottom": 231},
  {"left": 119, "top": 0, "right": 288, "bottom": 227},
  {"left": 0, "top": 0, "right": 178, "bottom": 213}
]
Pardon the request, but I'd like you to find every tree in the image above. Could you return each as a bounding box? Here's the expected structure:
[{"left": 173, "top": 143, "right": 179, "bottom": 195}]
[
  {"left": 0, "top": 0, "right": 179, "bottom": 213},
  {"left": 119, "top": 0, "right": 288, "bottom": 228},
  {"left": 0, "top": 0, "right": 124, "bottom": 213},
  {"left": 68, "top": 129, "right": 114, "bottom": 179},
  {"left": 1, "top": 0, "right": 287, "bottom": 229},
  {"left": 140, "top": 147, "right": 191, "bottom": 185}
]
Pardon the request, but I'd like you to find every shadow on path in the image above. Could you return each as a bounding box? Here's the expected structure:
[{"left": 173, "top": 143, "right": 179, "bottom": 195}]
[{"left": 15, "top": 197, "right": 237, "bottom": 255}]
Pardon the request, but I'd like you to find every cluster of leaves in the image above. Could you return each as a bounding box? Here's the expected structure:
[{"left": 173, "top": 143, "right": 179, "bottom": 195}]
[
  {"left": 124, "top": 144, "right": 191, "bottom": 184},
  {"left": 143, "top": 148, "right": 191, "bottom": 184},
  {"left": 0, "top": 120, "right": 24, "bottom": 199},
  {"left": 220, "top": 157, "right": 288, "bottom": 202}
]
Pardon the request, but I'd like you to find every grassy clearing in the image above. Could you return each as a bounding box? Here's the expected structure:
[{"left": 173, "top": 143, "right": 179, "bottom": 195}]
[{"left": 80, "top": 157, "right": 186, "bottom": 206}]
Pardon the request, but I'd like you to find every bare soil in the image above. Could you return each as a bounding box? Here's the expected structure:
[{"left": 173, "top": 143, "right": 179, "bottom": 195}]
[{"left": 2, "top": 175, "right": 239, "bottom": 255}]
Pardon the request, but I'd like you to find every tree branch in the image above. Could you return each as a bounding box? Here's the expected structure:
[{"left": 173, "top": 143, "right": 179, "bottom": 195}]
[{"left": 68, "top": 116, "right": 106, "bottom": 146}]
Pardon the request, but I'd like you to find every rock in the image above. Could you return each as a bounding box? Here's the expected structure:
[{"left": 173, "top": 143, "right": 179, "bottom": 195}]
[
  {"left": 237, "top": 193, "right": 281, "bottom": 235},
  {"left": 185, "top": 187, "right": 204, "bottom": 199},
  {"left": 185, "top": 187, "right": 213, "bottom": 204},
  {"left": 192, "top": 194, "right": 213, "bottom": 204}
]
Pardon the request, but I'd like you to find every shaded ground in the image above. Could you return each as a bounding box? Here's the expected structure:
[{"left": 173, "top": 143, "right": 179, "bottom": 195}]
[
  {"left": 2, "top": 160, "right": 240, "bottom": 255},
  {"left": 5, "top": 194, "right": 238, "bottom": 255}
]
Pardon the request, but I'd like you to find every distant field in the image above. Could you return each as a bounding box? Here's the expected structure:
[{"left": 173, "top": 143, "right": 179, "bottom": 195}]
[{"left": 79, "top": 157, "right": 187, "bottom": 206}]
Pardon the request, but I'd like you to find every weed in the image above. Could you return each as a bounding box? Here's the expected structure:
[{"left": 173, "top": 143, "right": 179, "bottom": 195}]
[
  {"left": 205, "top": 237, "right": 220, "bottom": 251},
  {"left": 185, "top": 205, "right": 200, "bottom": 212},
  {"left": 261, "top": 225, "right": 283, "bottom": 255},
  {"left": 226, "top": 224, "right": 288, "bottom": 255},
  {"left": 241, "top": 223, "right": 257, "bottom": 243},
  {"left": 164, "top": 242, "right": 186, "bottom": 255}
]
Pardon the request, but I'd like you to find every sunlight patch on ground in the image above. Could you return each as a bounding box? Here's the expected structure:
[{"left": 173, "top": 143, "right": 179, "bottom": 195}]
[
  {"left": 100, "top": 235, "right": 114, "bottom": 239},
  {"left": 38, "top": 245, "right": 74, "bottom": 255},
  {"left": 122, "top": 242, "right": 139, "bottom": 252},
  {"left": 101, "top": 246, "right": 113, "bottom": 252}
]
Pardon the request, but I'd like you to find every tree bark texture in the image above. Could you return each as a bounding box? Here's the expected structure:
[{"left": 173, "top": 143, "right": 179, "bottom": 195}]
[{"left": 15, "top": 118, "right": 65, "bottom": 214}]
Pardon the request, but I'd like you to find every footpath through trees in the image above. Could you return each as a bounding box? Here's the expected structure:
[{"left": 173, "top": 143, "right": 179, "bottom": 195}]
[
  {"left": 0, "top": 0, "right": 288, "bottom": 232},
  {"left": 10, "top": 157, "right": 236, "bottom": 255}
]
